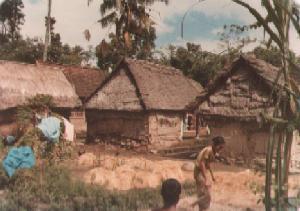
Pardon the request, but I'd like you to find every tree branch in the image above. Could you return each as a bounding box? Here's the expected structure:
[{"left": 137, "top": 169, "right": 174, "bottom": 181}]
[{"left": 232, "top": 0, "right": 283, "bottom": 51}]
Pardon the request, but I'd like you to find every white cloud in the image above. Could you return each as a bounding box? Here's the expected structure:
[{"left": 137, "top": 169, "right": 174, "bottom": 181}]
[
  {"left": 211, "top": 27, "right": 223, "bottom": 36},
  {"left": 22, "top": 0, "right": 109, "bottom": 48},
  {"left": 151, "top": 0, "right": 265, "bottom": 36},
  {"left": 19, "top": 0, "right": 300, "bottom": 55}
]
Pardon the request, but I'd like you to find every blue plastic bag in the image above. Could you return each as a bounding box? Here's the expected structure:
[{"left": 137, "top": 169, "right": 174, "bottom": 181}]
[
  {"left": 37, "top": 117, "right": 61, "bottom": 143},
  {"left": 2, "top": 146, "right": 36, "bottom": 177}
]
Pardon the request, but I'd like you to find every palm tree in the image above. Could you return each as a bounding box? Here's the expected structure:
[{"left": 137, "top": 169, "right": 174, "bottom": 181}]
[
  {"left": 232, "top": 1, "right": 300, "bottom": 210},
  {"left": 43, "top": 0, "right": 52, "bottom": 62},
  {"left": 90, "top": 0, "right": 167, "bottom": 55}
]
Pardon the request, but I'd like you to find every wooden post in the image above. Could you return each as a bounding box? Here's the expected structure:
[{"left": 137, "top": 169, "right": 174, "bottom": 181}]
[
  {"left": 265, "top": 124, "right": 276, "bottom": 211},
  {"left": 195, "top": 113, "right": 200, "bottom": 139},
  {"left": 43, "top": 0, "right": 52, "bottom": 62}
]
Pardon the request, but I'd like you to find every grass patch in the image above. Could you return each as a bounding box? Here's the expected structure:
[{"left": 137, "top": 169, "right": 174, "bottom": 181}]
[{"left": 0, "top": 164, "right": 196, "bottom": 211}]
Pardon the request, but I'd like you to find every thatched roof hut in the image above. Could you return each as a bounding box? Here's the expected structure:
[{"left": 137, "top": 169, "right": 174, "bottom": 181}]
[
  {"left": 36, "top": 63, "right": 107, "bottom": 102},
  {"left": 85, "top": 58, "right": 204, "bottom": 147},
  {"left": 62, "top": 66, "right": 106, "bottom": 102},
  {"left": 86, "top": 58, "right": 204, "bottom": 111},
  {"left": 195, "top": 54, "right": 300, "bottom": 121},
  {"left": 190, "top": 55, "right": 300, "bottom": 158},
  {"left": 0, "top": 60, "right": 81, "bottom": 110}
]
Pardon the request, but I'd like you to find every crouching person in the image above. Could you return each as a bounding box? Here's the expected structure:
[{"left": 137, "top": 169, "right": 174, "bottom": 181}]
[
  {"left": 153, "top": 178, "right": 182, "bottom": 211},
  {"left": 193, "top": 136, "right": 225, "bottom": 211}
]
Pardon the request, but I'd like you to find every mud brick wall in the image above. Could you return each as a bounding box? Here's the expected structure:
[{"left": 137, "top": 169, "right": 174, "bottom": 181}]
[
  {"left": 87, "top": 111, "right": 148, "bottom": 141},
  {"left": 70, "top": 110, "right": 87, "bottom": 138},
  {"left": 148, "top": 111, "right": 183, "bottom": 147},
  {"left": 206, "top": 120, "right": 269, "bottom": 160}
]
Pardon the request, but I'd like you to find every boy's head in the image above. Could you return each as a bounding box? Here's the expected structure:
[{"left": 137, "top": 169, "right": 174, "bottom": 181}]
[
  {"left": 212, "top": 136, "right": 225, "bottom": 153},
  {"left": 161, "top": 178, "right": 182, "bottom": 209}
]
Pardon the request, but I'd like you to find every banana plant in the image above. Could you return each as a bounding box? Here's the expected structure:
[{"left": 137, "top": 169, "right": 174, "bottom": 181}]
[{"left": 232, "top": 0, "right": 300, "bottom": 210}]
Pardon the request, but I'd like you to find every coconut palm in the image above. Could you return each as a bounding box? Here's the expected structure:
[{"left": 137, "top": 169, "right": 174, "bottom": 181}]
[
  {"left": 90, "top": 0, "right": 167, "bottom": 54},
  {"left": 232, "top": 0, "right": 300, "bottom": 210}
]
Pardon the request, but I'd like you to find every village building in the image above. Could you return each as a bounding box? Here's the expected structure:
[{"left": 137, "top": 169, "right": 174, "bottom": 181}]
[
  {"left": 85, "top": 58, "right": 204, "bottom": 148},
  {"left": 0, "top": 60, "right": 81, "bottom": 136},
  {"left": 195, "top": 54, "right": 300, "bottom": 162},
  {"left": 61, "top": 66, "right": 106, "bottom": 138}
]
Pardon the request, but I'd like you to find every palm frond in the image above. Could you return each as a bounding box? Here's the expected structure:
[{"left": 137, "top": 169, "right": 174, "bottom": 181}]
[
  {"left": 273, "top": 0, "right": 283, "bottom": 25},
  {"left": 291, "top": 15, "right": 300, "bottom": 35},
  {"left": 99, "top": 12, "right": 117, "bottom": 28},
  {"left": 232, "top": 0, "right": 283, "bottom": 50},
  {"left": 261, "top": 0, "right": 284, "bottom": 37},
  {"left": 274, "top": 1, "right": 300, "bottom": 36},
  {"left": 100, "top": 0, "right": 117, "bottom": 16}
]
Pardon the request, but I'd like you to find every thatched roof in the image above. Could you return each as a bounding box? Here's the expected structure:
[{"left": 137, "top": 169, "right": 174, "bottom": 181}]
[
  {"left": 62, "top": 66, "right": 106, "bottom": 101},
  {"left": 86, "top": 58, "right": 204, "bottom": 111},
  {"left": 196, "top": 54, "right": 300, "bottom": 121},
  {"left": 0, "top": 60, "right": 81, "bottom": 110}
]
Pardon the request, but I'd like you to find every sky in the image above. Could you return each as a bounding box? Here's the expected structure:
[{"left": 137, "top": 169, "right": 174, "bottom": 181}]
[{"left": 7, "top": 0, "right": 300, "bottom": 55}]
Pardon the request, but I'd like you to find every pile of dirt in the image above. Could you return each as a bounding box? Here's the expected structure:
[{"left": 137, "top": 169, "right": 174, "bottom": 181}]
[
  {"left": 76, "top": 153, "right": 268, "bottom": 210},
  {"left": 79, "top": 153, "right": 264, "bottom": 192},
  {"left": 80, "top": 154, "right": 192, "bottom": 190}
]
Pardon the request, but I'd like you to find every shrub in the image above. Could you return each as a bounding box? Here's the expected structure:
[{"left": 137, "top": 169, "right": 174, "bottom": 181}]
[{"left": 0, "top": 164, "right": 196, "bottom": 211}]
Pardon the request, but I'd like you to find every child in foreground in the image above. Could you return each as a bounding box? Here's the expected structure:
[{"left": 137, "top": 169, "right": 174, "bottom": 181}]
[{"left": 153, "top": 178, "right": 182, "bottom": 211}]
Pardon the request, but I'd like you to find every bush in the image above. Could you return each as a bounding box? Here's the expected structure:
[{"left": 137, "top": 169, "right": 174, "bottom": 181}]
[{"left": 0, "top": 164, "right": 196, "bottom": 211}]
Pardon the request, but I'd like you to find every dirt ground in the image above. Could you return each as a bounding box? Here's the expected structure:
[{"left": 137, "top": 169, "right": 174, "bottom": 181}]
[{"left": 67, "top": 144, "right": 273, "bottom": 210}]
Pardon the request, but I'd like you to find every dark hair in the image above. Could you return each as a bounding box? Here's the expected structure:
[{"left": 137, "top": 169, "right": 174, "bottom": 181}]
[
  {"left": 212, "top": 136, "right": 225, "bottom": 146},
  {"left": 161, "top": 178, "right": 182, "bottom": 208}
]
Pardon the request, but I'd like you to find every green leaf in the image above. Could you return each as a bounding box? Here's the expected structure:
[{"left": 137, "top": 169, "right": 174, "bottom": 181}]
[
  {"left": 232, "top": 0, "right": 283, "bottom": 51},
  {"left": 261, "top": 0, "right": 284, "bottom": 38}
]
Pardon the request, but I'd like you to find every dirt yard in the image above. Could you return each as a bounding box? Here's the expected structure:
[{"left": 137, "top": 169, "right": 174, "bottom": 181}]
[{"left": 67, "top": 145, "right": 270, "bottom": 211}]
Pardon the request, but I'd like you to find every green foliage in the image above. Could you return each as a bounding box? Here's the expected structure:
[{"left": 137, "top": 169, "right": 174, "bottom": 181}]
[
  {"left": 0, "top": 162, "right": 196, "bottom": 211},
  {"left": 0, "top": 0, "right": 25, "bottom": 43},
  {"left": 16, "top": 94, "right": 54, "bottom": 126},
  {"left": 219, "top": 24, "right": 256, "bottom": 57},
  {"left": 15, "top": 94, "right": 74, "bottom": 163},
  {"left": 26, "top": 95, "right": 55, "bottom": 111},
  {"left": 0, "top": 15, "right": 90, "bottom": 65},
  {"left": 253, "top": 45, "right": 297, "bottom": 68},
  {"left": 0, "top": 38, "right": 44, "bottom": 63},
  {"left": 95, "top": 0, "right": 167, "bottom": 70},
  {"left": 158, "top": 43, "right": 227, "bottom": 87}
]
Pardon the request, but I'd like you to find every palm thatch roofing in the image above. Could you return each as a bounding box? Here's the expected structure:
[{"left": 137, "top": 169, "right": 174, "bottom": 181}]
[
  {"left": 61, "top": 66, "right": 106, "bottom": 101},
  {"left": 195, "top": 54, "right": 300, "bottom": 121},
  {"left": 0, "top": 60, "right": 81, "bottom": 110},
  {"left": 86, "top": 58, "right": 204, "bottom": 111}
]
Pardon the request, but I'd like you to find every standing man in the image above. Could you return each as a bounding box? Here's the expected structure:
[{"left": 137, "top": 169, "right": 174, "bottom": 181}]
[{"left": 193, "top": 136, "right": 225, "bottom": 210}]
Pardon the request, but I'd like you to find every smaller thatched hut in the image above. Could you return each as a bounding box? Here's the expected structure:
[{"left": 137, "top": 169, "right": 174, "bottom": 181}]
[
  {"left": 35, "top": 63, "right": 107, "bottom": 138},
  {"left": 195, "top": 55, "right": 300, "bottom": 161},
  {"left": 61, "top": 66, "right": 106, "bottom": 137},
  {"left": 0, "top": 60, "right": 81, "bottom": 136},
  {"left": 85, "top": 58, "right": 204, "bottom": 148}
]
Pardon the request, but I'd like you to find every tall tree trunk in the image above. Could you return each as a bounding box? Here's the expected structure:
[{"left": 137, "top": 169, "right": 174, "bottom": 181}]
[{"left": 43, "top": 0, "right": 52, "bottom": 62}]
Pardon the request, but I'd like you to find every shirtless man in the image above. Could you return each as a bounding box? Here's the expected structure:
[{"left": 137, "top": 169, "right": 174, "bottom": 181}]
[{"left": 193, "top": 136, "right": 225, "bottom": 211}]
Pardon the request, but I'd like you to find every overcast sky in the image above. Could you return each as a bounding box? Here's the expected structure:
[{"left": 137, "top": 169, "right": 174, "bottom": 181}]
[{"left": 6, "top": 0, "right": 300, "bottom": 55}]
